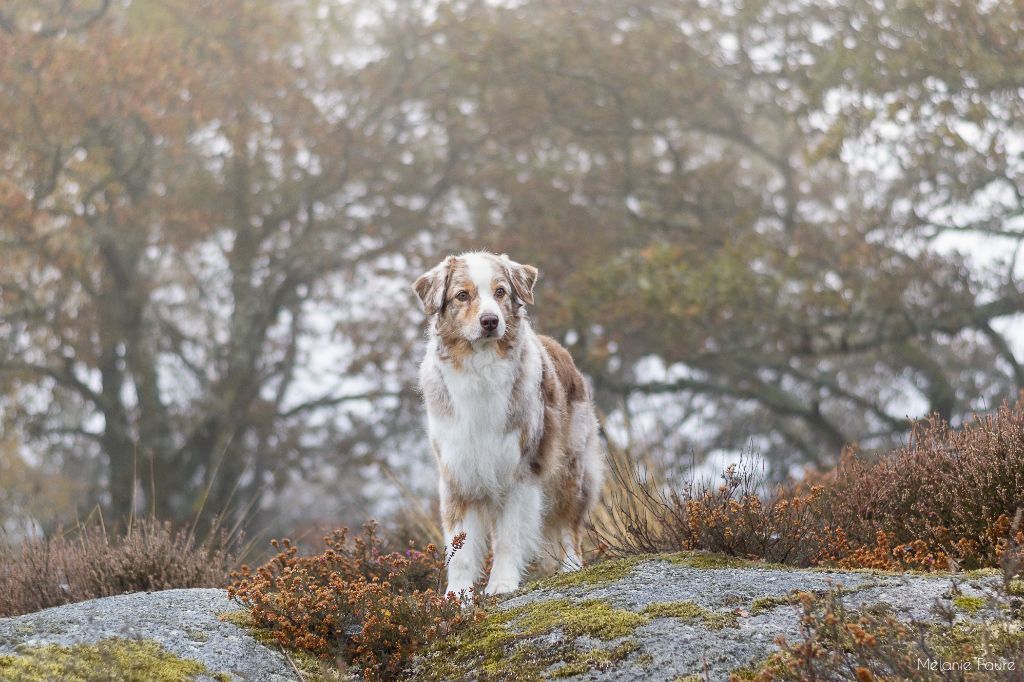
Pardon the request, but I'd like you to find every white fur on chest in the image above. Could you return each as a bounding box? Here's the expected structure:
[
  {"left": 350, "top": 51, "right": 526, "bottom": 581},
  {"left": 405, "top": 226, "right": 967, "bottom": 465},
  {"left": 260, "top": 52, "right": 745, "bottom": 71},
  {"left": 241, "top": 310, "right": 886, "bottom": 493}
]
[{"left": 424, "top": 343, "right": 523, "bottom": 500}]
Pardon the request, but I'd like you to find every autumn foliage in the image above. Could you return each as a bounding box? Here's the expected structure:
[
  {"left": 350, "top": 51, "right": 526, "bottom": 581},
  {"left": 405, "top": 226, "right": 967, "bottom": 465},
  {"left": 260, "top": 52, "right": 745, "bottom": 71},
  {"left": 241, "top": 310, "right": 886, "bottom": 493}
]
[{"left": 227, "top": 523, "right": 483, "bottom": 680}]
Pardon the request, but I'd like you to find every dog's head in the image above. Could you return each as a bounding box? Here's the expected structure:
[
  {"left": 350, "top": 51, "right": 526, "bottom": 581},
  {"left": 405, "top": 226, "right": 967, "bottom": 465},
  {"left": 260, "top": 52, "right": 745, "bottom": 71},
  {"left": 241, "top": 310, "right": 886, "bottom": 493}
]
[{"left": 413, "top": 252, "right": 538, "bottom": 345}]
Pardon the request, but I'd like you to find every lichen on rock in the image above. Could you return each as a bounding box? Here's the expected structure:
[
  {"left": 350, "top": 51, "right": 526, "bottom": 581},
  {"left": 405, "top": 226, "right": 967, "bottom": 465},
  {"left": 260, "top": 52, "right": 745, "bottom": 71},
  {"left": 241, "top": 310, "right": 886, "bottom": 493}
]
[{"left": 952, "top": 595, "right": 987, "bottom": 615}]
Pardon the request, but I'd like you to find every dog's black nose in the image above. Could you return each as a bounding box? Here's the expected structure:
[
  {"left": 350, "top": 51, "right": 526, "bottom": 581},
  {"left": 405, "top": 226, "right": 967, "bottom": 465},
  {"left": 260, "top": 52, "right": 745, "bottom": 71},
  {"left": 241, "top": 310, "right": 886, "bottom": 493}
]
[{"left": 480, "top": 314, "right": 499, "bottom": 333}]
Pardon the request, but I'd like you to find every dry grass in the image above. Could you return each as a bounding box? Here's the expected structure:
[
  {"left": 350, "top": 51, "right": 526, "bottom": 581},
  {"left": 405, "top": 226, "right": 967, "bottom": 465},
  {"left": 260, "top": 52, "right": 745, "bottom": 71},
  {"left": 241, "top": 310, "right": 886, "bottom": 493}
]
[
  {"left": 591, "top": 436, "right": 825, "bottom": 565},
  {"left": 0, "top": 516, "right": 239, "bottom": 617}
]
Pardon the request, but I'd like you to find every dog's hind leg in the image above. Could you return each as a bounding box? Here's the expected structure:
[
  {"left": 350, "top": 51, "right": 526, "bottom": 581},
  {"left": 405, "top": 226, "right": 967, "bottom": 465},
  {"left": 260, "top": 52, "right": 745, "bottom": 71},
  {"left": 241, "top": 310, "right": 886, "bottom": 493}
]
[{"left": 559, "top": 526, "right": 583, "bottom": 573}]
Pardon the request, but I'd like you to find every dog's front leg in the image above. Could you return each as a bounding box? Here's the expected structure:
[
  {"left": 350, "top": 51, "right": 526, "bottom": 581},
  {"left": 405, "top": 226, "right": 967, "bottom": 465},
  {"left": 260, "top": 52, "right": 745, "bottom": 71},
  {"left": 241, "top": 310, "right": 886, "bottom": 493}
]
[
  {"left": 485, "top": 482, "right": 542, "bottom": 595},
  {"left": 442, "top": 490, "right": 489, "bottom": 597}
]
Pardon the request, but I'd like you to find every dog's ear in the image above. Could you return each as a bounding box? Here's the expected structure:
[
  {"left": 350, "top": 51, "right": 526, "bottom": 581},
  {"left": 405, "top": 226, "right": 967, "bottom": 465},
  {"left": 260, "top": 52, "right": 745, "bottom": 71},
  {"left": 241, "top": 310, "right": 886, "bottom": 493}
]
[
  {"left": 413, "top": 257, "right": 454, "bottom": 315},
  {"left": 500, "top": 254, "right": 538, "bottom": 306}
]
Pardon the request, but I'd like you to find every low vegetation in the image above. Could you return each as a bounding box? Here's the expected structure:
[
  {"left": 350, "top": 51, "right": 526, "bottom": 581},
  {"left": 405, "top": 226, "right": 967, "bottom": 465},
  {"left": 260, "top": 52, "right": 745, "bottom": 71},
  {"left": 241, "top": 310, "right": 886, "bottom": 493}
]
[
  {"left": 0, "top": 517, "right": 237, "bottom": 618},
  {"left": 594, "top": 400, "right": 1024, "bottom": 574},
  {"left": 227, "top": 522, "right": 485, "bottom": 680}
]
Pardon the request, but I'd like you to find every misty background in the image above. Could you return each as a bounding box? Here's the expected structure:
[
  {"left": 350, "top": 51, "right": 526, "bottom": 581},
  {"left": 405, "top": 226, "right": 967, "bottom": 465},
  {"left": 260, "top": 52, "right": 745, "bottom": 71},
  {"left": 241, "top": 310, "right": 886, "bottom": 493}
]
[{"left": 2, "top": 0, "right": 1023, "bottom": 543}]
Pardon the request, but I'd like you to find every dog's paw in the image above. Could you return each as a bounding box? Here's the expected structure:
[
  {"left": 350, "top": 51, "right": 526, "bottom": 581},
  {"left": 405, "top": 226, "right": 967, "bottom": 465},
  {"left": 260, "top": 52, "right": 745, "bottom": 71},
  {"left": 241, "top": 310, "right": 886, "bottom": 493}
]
[
  {"left": 483, "top": 578, "right": 520, "bottom": 595},
  {"left": 445, "top": 582, "right": 475, "bottom": 600}
]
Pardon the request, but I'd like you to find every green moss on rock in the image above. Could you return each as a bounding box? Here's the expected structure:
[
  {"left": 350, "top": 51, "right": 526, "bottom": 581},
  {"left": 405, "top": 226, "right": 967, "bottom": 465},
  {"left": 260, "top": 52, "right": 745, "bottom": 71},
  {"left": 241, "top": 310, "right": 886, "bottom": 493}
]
[
  {"left": 415, "top": 597, "right": 648, "bottom": 680},
  {"left": 952, "top": 595, "right": 987, "bottom": 615},
  {"left": 749, "top": 595, "right": 791, "bottom": 615},
  {"left": 665, "top": 552, "right": 763, "bottom": 570},
  {"left": 749, "top": 590, "right": 816, "bottom": 615},
  {"left": 642, "top": 601, "right": 738, "bottom": 630},
  {"left": 643, "top": 601, "right": 706, "bottom": 620},
  {"left": 518, "top": 599, "right": 649, "bottom": 640},
  {"left": 549, "top": 640, "right": 640, "bottom": 678},
  {"left": 533, "top": 556, "right": 646, "bottom": 590},
  {"left": 0, "top": 638, "right": 208, "bottom": 682}
]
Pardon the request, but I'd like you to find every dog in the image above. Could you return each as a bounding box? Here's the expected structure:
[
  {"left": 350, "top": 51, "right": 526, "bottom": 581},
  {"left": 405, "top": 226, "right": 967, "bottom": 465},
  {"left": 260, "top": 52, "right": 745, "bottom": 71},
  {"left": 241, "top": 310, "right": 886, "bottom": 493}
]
[{"left": 413, "top": 251, "right": 604, "bottom": 595}]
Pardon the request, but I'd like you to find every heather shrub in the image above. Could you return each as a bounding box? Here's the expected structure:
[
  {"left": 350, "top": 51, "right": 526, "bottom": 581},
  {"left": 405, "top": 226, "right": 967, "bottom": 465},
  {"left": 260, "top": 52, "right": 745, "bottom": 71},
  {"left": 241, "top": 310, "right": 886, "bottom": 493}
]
[
  {"left": 0, "top": 517, "right": 237, "bottom": 617},
  {"left": 227, "top": 522, "right": 484, "bottom": 680},
  {"left": 818, "top": 401, "right": 1024, "bottom": 570},
  {"left": 595, "top": 400, "right": 1024, "bottom": 571}
]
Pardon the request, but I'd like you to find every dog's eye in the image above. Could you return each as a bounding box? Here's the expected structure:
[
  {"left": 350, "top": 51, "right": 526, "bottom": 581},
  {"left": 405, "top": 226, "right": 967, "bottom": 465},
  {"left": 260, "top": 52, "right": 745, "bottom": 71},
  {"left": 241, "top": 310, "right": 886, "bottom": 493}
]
[
  {"left": 455, "top": 291, "right": 470, "bottom": 302},
  {"left": 495, "top": 287, "right": 506, "bottom": 298}
]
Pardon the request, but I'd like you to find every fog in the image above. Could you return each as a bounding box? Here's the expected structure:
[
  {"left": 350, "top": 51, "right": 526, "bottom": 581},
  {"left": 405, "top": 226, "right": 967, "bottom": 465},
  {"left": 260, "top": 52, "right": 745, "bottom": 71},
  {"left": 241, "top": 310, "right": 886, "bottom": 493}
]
[{"left": 2, "top": 0, "right": 1023, "bottom": 542}]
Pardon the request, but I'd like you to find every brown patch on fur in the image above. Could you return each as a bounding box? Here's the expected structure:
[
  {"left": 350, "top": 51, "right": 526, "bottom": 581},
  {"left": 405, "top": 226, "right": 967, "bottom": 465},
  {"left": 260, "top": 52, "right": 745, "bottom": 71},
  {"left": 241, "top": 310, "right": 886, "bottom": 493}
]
[
  {"left": 547, "top": 426, "right": 584, "bottom": 519},
  {"left": 540, "top": 335, "right": 588, "bottom": 403},
  {"left": 505, "top": 335, "right": 590, "bottom": 490},
  {"left": 530, "top": 405, "right": 558, "bottom": 476},
  {"left": 528, "top": 352, "right": 569, "bottom": 478},
  {"left": 441, "top": 487, "right": 469, "bottom": 530},
  {"left": 433, "top": 258, "right": 477, "bottom": 369},
  {"left": 412, "top": 256, "right": 456, "bottom": 315},
  {"left": 534, "top": 336, "right": 596, "bottom": 548},
  {"left": 499, "top": 254, "right": 538, "bottom": 305},
  {"left": 549, "top": 424, "right": 591, "bottom": 533}
]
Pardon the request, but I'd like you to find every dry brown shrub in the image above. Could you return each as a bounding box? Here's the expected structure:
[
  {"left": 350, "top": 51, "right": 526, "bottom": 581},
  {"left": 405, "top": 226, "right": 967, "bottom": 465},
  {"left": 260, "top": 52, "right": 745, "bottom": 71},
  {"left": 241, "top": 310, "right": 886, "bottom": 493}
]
[
  {"left": 595, "top": 400, "right": 1024, "bottom": 571},
  {"left": 0, "top": 517, "right": 237, "bottom": 617},
  {"left": 228, "top": 522, "right": 484, "bottom": 681},
  {"left": 819, "top": 401, "right": 1024, "bottom": 570}
]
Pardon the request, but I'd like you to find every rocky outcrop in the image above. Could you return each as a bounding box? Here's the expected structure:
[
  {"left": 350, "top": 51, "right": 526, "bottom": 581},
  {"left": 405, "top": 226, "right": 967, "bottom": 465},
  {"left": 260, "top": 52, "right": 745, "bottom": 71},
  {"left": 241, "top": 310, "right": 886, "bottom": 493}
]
[
  {"left": 414, "top": 553, "right": 1007, "bottom": 681},
  {"left": 0, "top": 589, "right": 296, "bottom": 681},
  {"left": 0, "top": 555, "right": 1008, "bottom": 681}
]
